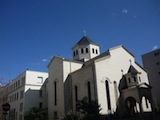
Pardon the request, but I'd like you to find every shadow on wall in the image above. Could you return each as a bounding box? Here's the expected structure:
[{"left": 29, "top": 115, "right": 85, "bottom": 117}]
[
  {"left": 115, "top": 74, "right": 153, "bottom": 120},
  {"left": 25, "top": 89, "right": 41, "bottom": 111}
]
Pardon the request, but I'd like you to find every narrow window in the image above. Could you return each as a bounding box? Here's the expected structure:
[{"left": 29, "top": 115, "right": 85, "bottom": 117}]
[
  {"left": 114, "top": 81, "right": 118, "bottom": 103},
  {"left": 20, "top": 90, "right": 24, "bottom": 99},
  {"left": 105, "top": 80, "right": 111, "bottom": 110},
  {"left": 128, "top": 77, "right": 131, "bottom": 83},
  {"left": 76, "top": 50, "right": 78, "bottom": 55},
  {"left": 145, "top": 98, "right": 149, "bottom": 108},
  {"left": 86, "top": 48, "right": 88, "bottom": 53},
  {"left": 92, "top": 48, "right": 94, "bottom": 53},
  {"left": 38, "top": 76, "right": 43, "bottom": 83},
  {"left": 54, "top": 111, "right": 58, "bottom": 119},
  {"left": 96, "top": 49, "right": 98, "bottom": 54},
  {"left": 39, "top": 102, "right": 43, "bottom": 109},
  {"left": 87, "top": 81, "right": 91, "bottom": 102},
  {"left": 75, "top": 86, "right": 78, "bottom": 102},
  {"left": 134, "top": 76, "right": 137, "bottom": 82},
  {"left": 19, "top": 103, "right": 23, "bottom": 111},
  {"left": 54, "top": 81, "right": 57, "bottom": 106},
  {"left": 81, "top": 48, "right": 84, "bottom": 54},
  {"left": 18, "top": 80, "right": 20, "bottom": 87},
  {"left": 16, "top": 82, "right": 17, "bottom": 88},
  {"left": 17, "top": 92, "right": 19, "bottom": 100},
  {"left": 39, "top": 90, "right": 43, "bottom": 97},
  {"left": 139, "top": 77, "right": 141, "bottom": 82},
  {"left": 73, "top": 51, "right": 76, "bottom": 56}
]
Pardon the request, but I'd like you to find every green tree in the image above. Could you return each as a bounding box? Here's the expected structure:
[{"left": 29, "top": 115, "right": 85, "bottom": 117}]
[
  {"left": 79, "top": 97, "right": 101, "bottom": 120},
  {"left": 24, "top": 107, "right": 48, "bottom": 120},
  {"left": 65, "top": 112, "right": 78, "bottom": 120}
]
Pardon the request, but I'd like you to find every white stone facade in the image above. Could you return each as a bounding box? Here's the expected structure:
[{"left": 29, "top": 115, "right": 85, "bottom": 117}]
[{"left": 46, "top": 36, "right": 152, "bottom": 120}]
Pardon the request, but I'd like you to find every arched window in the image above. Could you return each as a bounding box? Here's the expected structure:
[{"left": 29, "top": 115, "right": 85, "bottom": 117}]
[
  {"left": 87, "top": 81, "right": 91, "bottom": 102},
  {"left": 105, "top": 80, "right": 111, "bottom": 110},
  {"left": 114, "top": 81, "right": 118, "bottom": 102}
]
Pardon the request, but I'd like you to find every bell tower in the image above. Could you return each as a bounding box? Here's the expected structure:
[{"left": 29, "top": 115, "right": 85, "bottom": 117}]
[{"left": 72, "top": 36, "right": 100, "bottom": 61}]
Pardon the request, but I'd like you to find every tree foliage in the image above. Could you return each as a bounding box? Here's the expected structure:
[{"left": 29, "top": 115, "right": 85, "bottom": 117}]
[
  {"left": 24, "top": 107, "right": 48, "bottom": 120},
  {"left": 79, "top": 97, "right": 101, "bottom": 120}
]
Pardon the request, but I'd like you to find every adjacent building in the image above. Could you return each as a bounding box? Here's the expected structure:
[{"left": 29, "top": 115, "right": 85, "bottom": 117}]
[
  {"left": 142, "top": 49, "right": 160, "bottom": 108},
  {"left": 46, "top": 36, "right": 152, "bottom": 120},
  {"left": 0, "top": 84, "right": 9, "bottom": 120},
  {"left": 8, "top": 70, "right": 48, "bottom": 120}
]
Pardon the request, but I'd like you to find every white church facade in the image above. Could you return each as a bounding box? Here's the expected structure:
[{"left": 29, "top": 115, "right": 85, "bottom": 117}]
[{"left": 45, "top": 36, "right": 152, "bottom": 120}]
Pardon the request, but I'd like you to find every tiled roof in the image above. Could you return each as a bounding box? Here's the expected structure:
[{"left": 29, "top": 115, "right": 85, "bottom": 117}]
[
  {"left": 127, "top": 65, "right": 140, "bottom": 75},
  {"left": 75, "top": 36, "right": 99, "bottom": 46}
]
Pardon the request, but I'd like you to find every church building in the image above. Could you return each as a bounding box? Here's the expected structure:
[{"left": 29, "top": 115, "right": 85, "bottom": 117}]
[{"left": 45, "top": 36, "right": 152, "bottom": 120}]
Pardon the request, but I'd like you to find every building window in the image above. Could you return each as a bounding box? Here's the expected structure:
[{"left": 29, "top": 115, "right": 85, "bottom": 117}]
[
  {"left": 19, "top": 103, "right": 23, "bottom": 111},
  {"left": 73, "top": 51, "right": 76, "bottom": 56},
  {"left": 17, "top": 92, "right": 19, "bottom": 100},
  {"left": 114, "top": 81, "right": 118, "bottom": 103},
  {"left": 154, "top": 52, "right": 159, "bottom": 56},
  {"left": 86, "top": 48, "right": 88, "bottom": 53},
  {"left": 22, "top": 77, "right": 25, "bottom": 85},
  {"left": 81, "top": 48, "right": 84, "bottom": 54},
  {"left": 75, "top": 85, "right": 78, "bottom": 102},
  {"left": 128, "top": 77, "right": 131, "bottom": 83},
  {"left": 54, "top": 81, "right": 57, "bottom": 106},
  {"left": 20, "top": 90, "right": 24, "bottom": 99},
  {"left": 139, "top": 77, "right": 141, "bottom": 82},
  {"left": 39, "top": 90, "right": 43, "bottom": 97},
  {"left": 19, "top": 114, "right": 22, "bottom": 120},
  {"left": 54, "top": 111, "right": 58, "bottom": 119},
  {"left": 96, "top": 49, "right": 98, "bottom": 54},
  {"left": 87, "top": 81, "right": 91, "bottom": 102},
  {"left": 105, "top": 80, "right": 111, "bottom": 110},
  {"left": 39, "top": 102, "right": 43, "bottom": 109},
  {"left": 92, "top": 48, "right": 94, "bottom": 53},
  {"left": 145, "top": 98, "right": 149, "bottom": 108},
  {"left": 37, "top": 76, "right": 43, "bottom": 83},
  {"left": 76, "top": 50, "right": 78, "bottom": 55},
  {"left": 16, "top": 82, "right": 17, "bottom": 88},
  {"left": 18, "top": 80, "right": 20, "bottom": 87},
  {"left": 134, "top": 76, "right": 137, "bottom": 82}
]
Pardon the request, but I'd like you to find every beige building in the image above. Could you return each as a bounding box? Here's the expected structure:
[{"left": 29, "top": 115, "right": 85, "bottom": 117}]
[
  {"left": 8, "top": 70, "right": 48, "bottom": 120},
  {"left": 142, "top": 49, "right": 160, "bottom": 109},
  {"left": 0, "top": 84, "right": 9, "bottom": 120},
  {"left": 46, "top": 36, "right": 152, "bottom": 119}
]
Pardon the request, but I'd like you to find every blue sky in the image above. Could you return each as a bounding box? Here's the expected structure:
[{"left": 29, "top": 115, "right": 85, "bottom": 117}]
[{"left": 0, "top": 0, "right": 160, "bottom": 85}]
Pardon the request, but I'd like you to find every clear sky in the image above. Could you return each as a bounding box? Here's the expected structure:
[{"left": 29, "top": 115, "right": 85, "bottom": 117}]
[{"left": 0, "top": 0, "right": 160, "bottom": 85}]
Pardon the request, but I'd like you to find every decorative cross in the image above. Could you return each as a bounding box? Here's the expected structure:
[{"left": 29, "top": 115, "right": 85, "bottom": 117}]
[
  {"left": 121, "top": 69, "right": 124, "bottom": 75},
  {"left": 129, "top": 59, "right": 132, "bottom": 65},
  {"left": 83, "top": 30, "right": 87, "bottom": 36}
]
